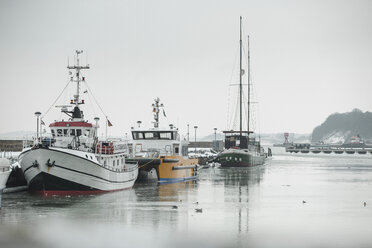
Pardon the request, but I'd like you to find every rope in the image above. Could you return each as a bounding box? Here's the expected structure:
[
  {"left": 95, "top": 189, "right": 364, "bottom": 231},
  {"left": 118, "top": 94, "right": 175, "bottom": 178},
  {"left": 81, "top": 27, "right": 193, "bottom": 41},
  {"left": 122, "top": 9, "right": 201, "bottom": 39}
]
[
  {"left": 83, "top": 80, "right": 107, "bottom": 117},
  {"left": 137, "top": 158, "right": 159, "bottom": 169},
  {"left": 41, "top": 79, "right": 71, "bottom": 119}
]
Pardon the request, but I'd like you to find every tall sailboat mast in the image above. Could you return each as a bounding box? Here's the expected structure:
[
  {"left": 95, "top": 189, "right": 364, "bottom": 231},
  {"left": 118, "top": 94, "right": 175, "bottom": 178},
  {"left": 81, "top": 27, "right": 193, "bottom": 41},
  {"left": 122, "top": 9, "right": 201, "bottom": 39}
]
[
  {"left": 239, "top": 16, "right": 243, "bottom": 137},
  {"left": 247, "top": 35, "right": 251, "bottom": 137}
]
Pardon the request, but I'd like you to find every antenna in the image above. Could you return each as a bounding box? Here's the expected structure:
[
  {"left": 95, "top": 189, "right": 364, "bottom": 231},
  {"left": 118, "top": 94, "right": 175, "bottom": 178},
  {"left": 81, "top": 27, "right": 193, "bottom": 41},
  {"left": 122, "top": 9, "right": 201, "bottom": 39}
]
[{"left": 152, "top": 97, "right": 164, "bottom": 128}]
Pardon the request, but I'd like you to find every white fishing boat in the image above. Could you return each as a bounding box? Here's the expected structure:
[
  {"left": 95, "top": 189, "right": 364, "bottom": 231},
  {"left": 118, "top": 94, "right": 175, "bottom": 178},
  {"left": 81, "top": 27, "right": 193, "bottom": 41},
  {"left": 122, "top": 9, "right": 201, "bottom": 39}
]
[
  {"left": 0, "top": 158, "right": 12, "bottom": 207},
  {"left": 18, "top": 50, "right": 138, "bottom": 196}
]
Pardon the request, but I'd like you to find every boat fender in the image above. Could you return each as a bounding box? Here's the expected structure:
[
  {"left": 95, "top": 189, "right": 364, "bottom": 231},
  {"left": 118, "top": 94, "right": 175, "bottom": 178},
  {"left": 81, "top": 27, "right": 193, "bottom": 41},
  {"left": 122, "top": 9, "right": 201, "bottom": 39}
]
[{"left": 32, "top": 160, "right": 39, "bottom": 168}]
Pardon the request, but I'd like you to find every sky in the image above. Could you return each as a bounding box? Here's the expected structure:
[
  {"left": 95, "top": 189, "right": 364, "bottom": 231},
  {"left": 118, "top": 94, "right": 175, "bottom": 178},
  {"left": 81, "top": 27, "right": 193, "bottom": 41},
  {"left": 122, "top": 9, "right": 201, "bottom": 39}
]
[{"left": 0, "top": 0, "right": 371, "bottom": 138}]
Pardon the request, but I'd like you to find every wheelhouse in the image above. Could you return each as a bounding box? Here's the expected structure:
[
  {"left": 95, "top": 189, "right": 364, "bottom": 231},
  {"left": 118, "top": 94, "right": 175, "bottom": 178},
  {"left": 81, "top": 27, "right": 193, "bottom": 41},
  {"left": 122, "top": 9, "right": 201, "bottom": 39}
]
[
  {"left": 223, "top": 131, "right": 253, "bottom": 149},
  {"left": 132, "top": 131, "right": 177, "bottom": 140},
  {"left": 49, "top": 121, "right": 96, "bottom": 138}
]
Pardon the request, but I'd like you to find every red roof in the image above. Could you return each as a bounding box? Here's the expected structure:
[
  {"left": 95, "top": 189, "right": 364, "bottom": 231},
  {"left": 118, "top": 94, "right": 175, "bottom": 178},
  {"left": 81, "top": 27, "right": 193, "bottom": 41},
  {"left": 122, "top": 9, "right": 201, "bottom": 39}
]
[{"left": 49, "top": 121, "right": 93, "bottom": 127}]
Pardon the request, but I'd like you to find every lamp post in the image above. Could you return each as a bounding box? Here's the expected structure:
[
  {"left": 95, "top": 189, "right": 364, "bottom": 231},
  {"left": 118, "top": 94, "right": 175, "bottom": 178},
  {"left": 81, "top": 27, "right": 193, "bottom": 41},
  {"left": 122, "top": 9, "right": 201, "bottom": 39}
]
[
  {"left": 187, "top": 124, "right": 190, "bottom": 141},
  {"left": 34, "top": 111, "right": 41, "bottom": 142},
  {"left": 214, "top": 127, "right": 217, "bottom": 150},
  {"left": 194, "top": 126, "right": 198, "bottom": 153}
]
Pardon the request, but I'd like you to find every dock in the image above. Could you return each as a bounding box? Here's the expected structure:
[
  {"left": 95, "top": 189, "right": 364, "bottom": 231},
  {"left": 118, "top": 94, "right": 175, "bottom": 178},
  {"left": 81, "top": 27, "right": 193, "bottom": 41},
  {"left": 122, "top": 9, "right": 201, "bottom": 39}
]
[{"left": 286, "top": 147, "right": 372, "bottom": 155}]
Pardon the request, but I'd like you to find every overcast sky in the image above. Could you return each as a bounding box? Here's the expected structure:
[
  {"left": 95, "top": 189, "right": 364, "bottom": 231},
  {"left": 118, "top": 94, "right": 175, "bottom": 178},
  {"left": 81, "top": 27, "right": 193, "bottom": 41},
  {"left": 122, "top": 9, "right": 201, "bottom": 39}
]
[{"left": 0, "top": 0, "right": 371, "bottom": 138}]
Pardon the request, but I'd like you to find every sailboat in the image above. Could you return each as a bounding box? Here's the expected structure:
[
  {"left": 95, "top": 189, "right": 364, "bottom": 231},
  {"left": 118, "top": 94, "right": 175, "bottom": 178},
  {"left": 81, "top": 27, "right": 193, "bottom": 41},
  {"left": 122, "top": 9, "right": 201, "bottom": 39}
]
[{"left": 215, "top": 17, "right": 267, "bottom": 167}]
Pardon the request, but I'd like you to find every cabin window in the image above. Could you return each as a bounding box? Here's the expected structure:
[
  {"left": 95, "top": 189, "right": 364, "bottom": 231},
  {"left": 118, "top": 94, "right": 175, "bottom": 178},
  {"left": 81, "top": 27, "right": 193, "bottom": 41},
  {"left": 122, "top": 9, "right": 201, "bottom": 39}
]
[
  {"left": 51, "top": 130, "right": 55, "bottom": 137},
  {"left": 144, "top": 132, "right": 154, "bottom": 139},
  {"left": 57, "top": 129, "right": 62, "bottom": 136},
  {"left": 63, "top": 129, "right": 68, "bottom": 136},
  {"left": 117, "top": 159, "right": 119, "bottom": 166},
  {"left": 175, "top": 147, "right": 179, "bottom": 154},
  {"left": 70, "top": 129, "right": 75, "bottom": 136},
  {"left": 121, "top": 158, "right": 124, "bottom": 164},
  {"left": 134, "top": 132, "right": 143, "bottom": 139},
  {"left": 113, "top": 160, "right": 115, "bottom": 166},
  {"left": 76, "top": 129, "right": 82, "bottom": 136},
  {"left": 159, "top": 132, "right": 172, "bottom": 140},
  {"left": 85, "top": 129, "right": 90, "bottom": 137}
]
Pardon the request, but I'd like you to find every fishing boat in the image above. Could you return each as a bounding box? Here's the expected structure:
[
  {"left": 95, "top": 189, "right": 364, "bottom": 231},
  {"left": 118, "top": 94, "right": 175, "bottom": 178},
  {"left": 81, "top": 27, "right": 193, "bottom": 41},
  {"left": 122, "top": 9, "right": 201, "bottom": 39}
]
[
  {"left": 126, "top": 98, "right": 198, "bottom": 183},
  {"left": 215, "top": 17, "right": 267, "bottom": 167},
  {"left": 0, "top": 158, "right": 12, "bottom": 207},
  {"left": 18, "top": 50, "right": 138, "bottom": 196}
]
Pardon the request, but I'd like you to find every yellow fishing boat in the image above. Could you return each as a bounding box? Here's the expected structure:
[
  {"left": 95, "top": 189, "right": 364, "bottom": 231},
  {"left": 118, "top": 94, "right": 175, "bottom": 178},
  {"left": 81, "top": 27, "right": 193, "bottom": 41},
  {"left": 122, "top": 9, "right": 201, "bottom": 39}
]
[{"left": 127, "top": 98, "right": 198, "bottom": 183}]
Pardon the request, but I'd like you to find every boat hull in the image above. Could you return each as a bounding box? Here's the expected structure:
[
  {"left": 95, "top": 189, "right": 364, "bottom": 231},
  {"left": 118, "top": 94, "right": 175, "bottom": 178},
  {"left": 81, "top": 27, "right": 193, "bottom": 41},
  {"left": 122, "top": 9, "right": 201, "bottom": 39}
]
[
  {"left": 217, "top": 149, "right": 266, "bottom": 167},
  {"left": 157, "top": 156, "right": 198, "bottom": 183},
  {"left": 19, "top": 147, "right": 138, "bottom": 196},
  {"left": 127, "top": 156, "right": 198, "bottom": 183}
]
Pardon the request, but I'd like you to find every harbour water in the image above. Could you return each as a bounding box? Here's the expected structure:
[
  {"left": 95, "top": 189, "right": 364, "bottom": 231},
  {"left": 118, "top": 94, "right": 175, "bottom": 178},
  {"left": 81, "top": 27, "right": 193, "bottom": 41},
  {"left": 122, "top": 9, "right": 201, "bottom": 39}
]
[{"left": 1, "top": 148, "right": 372, "bottom": 248}]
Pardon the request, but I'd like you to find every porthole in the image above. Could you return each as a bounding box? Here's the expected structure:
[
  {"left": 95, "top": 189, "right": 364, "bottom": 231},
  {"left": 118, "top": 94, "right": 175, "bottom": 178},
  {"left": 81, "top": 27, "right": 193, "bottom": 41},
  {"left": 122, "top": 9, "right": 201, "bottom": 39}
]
[{"left": 85, "top": 155, "right": 88, "bottom": 158}]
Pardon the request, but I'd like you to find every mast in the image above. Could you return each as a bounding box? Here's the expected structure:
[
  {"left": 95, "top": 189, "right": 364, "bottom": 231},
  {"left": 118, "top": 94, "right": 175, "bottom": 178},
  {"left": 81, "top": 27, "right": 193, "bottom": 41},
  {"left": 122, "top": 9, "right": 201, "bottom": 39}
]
[
  {"left": 67, "top": 50, "right": 89, "bottom": 119},
  {"left": 247, "top": 35, "right": 250, "bottom": 137},
  {"left": 152, "top": 97, "right": 163, "bottom": 128},
  {"left": 239, "top": 16, "right": 243, "bottom": 138}
]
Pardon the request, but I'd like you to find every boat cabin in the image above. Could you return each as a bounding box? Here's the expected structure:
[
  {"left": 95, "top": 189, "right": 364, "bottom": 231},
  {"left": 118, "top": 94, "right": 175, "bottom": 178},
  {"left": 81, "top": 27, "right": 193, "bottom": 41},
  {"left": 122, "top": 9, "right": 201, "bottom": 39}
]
[
  {"left": 48, "top": 121, "right": 98, "bottom": 151},
  {"left": 50, "top": 121, "right": 96, "bottom": 139},
  {"left": 130, "top": 128, "right": 189, "bottom": 157},
  {"left": 132, "top": 130, "right": 177, "bottom": 140},
  {"left": 223, "top": 131, "right": 253, "bottom": 150}
]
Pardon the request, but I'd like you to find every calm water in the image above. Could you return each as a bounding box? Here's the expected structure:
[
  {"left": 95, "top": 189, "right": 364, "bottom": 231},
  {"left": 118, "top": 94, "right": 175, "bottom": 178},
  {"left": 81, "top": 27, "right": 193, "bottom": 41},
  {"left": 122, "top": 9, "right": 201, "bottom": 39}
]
[{"left": 1, "top": 148, "right": 372, "bottom": 248}]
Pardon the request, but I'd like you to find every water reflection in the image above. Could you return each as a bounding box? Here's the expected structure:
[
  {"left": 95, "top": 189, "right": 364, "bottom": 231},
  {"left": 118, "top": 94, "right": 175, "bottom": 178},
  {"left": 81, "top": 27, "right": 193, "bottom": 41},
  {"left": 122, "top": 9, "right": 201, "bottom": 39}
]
[{"left": 1, "top": 154, "right": 372, "bottom": 248}]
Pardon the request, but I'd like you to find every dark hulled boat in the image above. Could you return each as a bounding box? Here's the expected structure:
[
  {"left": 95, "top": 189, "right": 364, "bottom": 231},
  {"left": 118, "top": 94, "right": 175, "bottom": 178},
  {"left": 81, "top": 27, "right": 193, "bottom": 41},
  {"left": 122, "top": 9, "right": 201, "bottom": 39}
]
[{"left": 215, "top": 17, "right": 267, "bottom": 167}]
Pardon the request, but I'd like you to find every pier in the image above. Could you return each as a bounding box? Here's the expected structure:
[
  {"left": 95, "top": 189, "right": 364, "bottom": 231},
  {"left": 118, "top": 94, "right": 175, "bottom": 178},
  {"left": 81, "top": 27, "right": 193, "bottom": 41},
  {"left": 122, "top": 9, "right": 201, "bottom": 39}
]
[{"left": 286, "top": 146, "right": 372, "bottom": 155}]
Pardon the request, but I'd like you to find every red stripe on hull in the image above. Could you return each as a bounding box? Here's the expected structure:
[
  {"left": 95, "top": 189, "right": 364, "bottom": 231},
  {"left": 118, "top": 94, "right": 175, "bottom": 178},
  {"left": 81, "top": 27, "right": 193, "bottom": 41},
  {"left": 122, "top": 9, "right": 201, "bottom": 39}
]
[{"left": 32, "top": 187, "right": 132, "bottom": 197}]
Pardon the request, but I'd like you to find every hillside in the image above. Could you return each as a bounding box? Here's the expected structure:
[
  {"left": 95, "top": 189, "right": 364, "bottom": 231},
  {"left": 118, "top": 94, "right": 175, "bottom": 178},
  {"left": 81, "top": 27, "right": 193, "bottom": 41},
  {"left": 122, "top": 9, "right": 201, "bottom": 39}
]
[{"left": 311, "top": 109, "right": 372, "bottom": 144}]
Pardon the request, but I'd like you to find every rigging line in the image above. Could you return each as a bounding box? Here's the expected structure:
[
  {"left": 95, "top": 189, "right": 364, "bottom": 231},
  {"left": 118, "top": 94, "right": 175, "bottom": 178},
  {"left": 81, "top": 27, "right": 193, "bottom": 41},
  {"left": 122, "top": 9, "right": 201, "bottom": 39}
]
[
  {"left": 41, "top": 79, "right": 71, "bottom": 119},
  {"left": 84, "top": 83, "right": 97, "bottom": 117},
  {"left": 226, "top": 85, "right": 231, "bottom": 130},
  {"left": 228, "top": 43, "right": 240, "bottom": 85},
  {"left": 242, "top": 89, "right": 248, "bottom": 131},
  {"left": 83, "top": 80, "right": 107, "bottom": 118}
]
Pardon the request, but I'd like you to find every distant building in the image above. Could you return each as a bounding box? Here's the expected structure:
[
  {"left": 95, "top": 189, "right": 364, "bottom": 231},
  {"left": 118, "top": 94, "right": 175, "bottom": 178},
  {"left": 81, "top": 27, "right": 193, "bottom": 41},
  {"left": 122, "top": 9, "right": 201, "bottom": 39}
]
[
  {"left": 0, "top": 140, "right": 33, "bottom": 152},
  {"left": 189, "top": 140, "right": 224, "bottom": 151}
]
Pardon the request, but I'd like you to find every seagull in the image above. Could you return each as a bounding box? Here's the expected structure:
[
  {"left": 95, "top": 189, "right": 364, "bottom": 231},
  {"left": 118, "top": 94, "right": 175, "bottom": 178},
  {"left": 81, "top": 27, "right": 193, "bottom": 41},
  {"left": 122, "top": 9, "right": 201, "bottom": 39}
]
[
  {"left": 302, "top": 200, "right": 306, "bottom": 204},
  {"left": 195, "top": 208, "right": 203, "bottom": 213},
  {"left": 172, "top": 206, "right": 178, "bottom": 209},
  {"left": 364, "top": 202, "right": 367, "bottom": 207},
  {"left": 193, "top": 201, "right": 199, "bottom": 205}
]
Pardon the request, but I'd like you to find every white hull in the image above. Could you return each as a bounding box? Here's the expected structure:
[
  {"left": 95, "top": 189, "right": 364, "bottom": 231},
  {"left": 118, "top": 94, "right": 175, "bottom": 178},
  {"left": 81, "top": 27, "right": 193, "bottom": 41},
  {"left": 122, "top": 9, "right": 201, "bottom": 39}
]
[
  {"left": 18, "top": 147, "right": 138, "bottom": 195},
  {"left": 0, "top": 165, "right": 11, "bottom": 207},
  {"left": 0, "top": 171, "right": 11, "bottom": 191}
]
